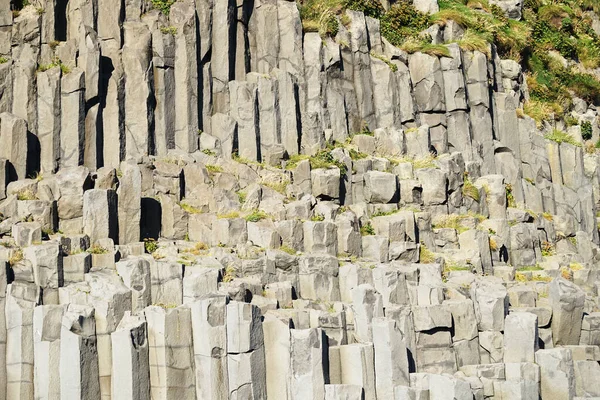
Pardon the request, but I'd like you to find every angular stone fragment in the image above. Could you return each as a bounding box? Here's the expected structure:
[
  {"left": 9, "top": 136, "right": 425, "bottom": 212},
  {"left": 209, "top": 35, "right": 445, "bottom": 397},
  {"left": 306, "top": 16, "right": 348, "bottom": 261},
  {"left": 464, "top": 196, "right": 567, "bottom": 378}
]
[
  {"left": 60, "top": 304, "right": 100, "bottom": 400},
  {"left": 536, "top": 348, "right": 576, "bottom": 400},
  {"left": 504, "top": 312, "right": 538, "bottom": 363},
  {"left": 111, "top": 313, "right": 150, "bottom": 400},
  {"left": 550, "top": 278, "right": 585, "bottom": 346}
]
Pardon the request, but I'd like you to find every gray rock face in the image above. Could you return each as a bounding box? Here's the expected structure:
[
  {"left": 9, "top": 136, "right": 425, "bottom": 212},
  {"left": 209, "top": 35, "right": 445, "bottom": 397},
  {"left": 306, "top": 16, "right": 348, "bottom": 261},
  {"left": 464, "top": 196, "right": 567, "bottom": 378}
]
[
  {"left": 0, "top": 112, "right": 30, "bottom": 180},
  {"left": 111, "top": 313, "right": 150, "bottom": 400},
  {"left": 2, "top": 1, "right": 600, "bottom": 397},
  {"left": 83, "top": 189, "right": 118, "bottom": 244},
  {"left": 550, "top": 278, "right": 585, "bottom": 346}
]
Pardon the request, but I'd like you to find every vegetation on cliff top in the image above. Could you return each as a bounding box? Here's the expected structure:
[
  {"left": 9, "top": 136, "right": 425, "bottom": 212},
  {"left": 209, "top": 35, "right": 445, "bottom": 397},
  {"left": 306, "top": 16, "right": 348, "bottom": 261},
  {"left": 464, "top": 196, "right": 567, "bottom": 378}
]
[{"left": 297, "top": 0, "right": 600, "bottom": 126}]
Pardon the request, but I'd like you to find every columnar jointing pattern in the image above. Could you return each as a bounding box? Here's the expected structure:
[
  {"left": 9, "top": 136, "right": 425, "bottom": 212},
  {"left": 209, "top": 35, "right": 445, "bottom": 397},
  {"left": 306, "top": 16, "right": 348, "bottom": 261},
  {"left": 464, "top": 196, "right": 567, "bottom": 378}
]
[{"left": 0, "top": 0, "right": 600, "bottom": 399}]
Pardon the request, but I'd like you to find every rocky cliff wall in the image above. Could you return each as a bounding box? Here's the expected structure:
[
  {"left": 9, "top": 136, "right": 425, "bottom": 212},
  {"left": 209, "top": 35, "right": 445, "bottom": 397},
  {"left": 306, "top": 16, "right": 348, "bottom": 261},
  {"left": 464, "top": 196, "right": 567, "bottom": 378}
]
[{"left": 0, "top": 0, "right": 600, "bottom": 399}]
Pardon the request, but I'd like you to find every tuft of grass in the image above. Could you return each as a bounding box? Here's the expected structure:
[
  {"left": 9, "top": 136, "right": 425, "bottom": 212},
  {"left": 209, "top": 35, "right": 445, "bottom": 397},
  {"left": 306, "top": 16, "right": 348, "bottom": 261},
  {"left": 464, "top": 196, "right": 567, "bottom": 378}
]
[
  {"left": 391, "top": 154, "right": 437, "bottom": 170},
  {"left": 222, "top": 266, "right": 236, "bottom": 283},
  {"left": 217, "top": 211, "right": 240, "bottom": 219},
  {"left": 144, "top": 238, "right": 158, "bottom": 254},
  {"left": 280, "top": 245, "right": 297, "bottom": 255},
  {"left": 298, "top": 0, "right": 343, "bottom": 38},
  {"left": 541, "top": 240, "right": 555, "bottom": 256},
  {"left": 245, "top": 210, "right": 269, "bottom": 222},
  {"left": 160, "top": 26, "right": 177, "bottom": 35},
  {"left": 463, "top": 178, "right": 480, "bottom": 202},
  {"left": 370, "top": 51, "right": 398, "bottom": 72},
  {"left": 505, "top": 183, "right": 516, "bottom": 208},
  {"left": 372, "top": 209, "right": 400, "bottom": 217},
  {"left": 17, "top": 189, "right": 37, "bottom": 201},
  {"left": 544, "top": 129, "right": 581, "bottom": 147},
  {"left": 262, "top": 179, "right": 290, "bottom": 195},
  {"left": 237, "top": 191, "right": 247, "bottom": 204},
  {"left": 489, "top": 238, "right": 498, "bottom": 251},
  {"left": 311, "top": 214, "right": 325, "bottom": 222},
  {"left": 183, "top": 242, "right": 209, "bottom": 255},
  {"left": 515, "top": 272, "right": 528, "bottom": 282},
  {"left": 205, "top": 164, "right": 223, "bottom": 173},
  {"left": 457, "top": 29, "right": 491, "bottom": 56},
  {"left": 309, "top": 149, "right": 348, "bottom": 175},
  {"left": 360, "top": 222, "right": 375, "bottom": 236},
  {"left": 524, "top": 98, "right": 562, "bottom": 127},
  {"left": 285, "top": 154, "right": 310, "bottom": 170},
  {"left": 88, "top": 245, "right": 109, "bottom": 254},
  {"left": 38, "top": 58, "right": 70, "bottom": 74},
  {"left": 419, "top": 243, "right": 435, "bottom": 263},
  {"left": 541, "top": 212, "right": 553, "bottom": 221},
  {"left": 581, "top": 121, "right": 593, "bottom": 141},
  {"left": 180, "top": 201, "right": 202, "bottom": 214},
  {"left": 432, "top": 214, "right": 473, "bottom": 234},
  {"left": 0, "top": 57, "right": 8, "bottom": 64},
  {"left": 151, "top": 0, "right": 176, "bottom": 15},
  {"left": 517, "top": 265, "right": 543, "bottom": 271},
  {"left": 400, "top": 38, "right": 451, "bottom": 57},
  {"left": 8, "top": 249, "right": 23, "bottom": 266}
]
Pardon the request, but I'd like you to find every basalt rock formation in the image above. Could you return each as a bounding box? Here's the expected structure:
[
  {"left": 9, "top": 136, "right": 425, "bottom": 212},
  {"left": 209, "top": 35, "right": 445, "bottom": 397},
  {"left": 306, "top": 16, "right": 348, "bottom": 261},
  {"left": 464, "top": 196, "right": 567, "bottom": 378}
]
[{"left": 1, "top": 0, "right": 600, "bottom": 399}]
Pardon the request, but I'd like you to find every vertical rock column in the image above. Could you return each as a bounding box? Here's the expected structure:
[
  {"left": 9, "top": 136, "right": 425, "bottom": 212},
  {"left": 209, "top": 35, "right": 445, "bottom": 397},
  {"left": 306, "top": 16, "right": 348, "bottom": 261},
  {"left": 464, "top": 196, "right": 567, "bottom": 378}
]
[
  {"left": 211, "top": 0, "right": 234, "bottom": 114},
  {"left": 111, "top": 313, "right": 150, "bottom": 400},
  {"left": 116, "top": 257, "right": 151, "bottom": 312},
  {"left": 190, "top": 295, "right": 228, "bottom": 400},
  {"left": 550, "top": 278, "right": 585, "bottom": 346},
  {"left": 117, "top": 162, "right": 141, "bottom": 244},
  {"left": 0, "top": 0, "right": 11, "bottom": 58},
  {"left": 80, "top": 27, "right": 102, "bottom": 170},
  {"left": 0, "top": 259, "right": 7, "bottom": 400},
  {"left": 151, "top": 28, "right": 175, "bottom": 157},
  {"left": 145, "top": 305, "right": 196, "bottom": 399},
  {"left": 171, "top": 0, "right": 199, "bottom": 153},
  {"left": 276, "top": 0, "right": 303, "bottom": 77},
  {"left": 227, "top": 301, "right": 267, "bottom": 399},
  {"left": 101, "top": 51, "right": 125, "bottom": 170},
  {"left": 348, "top": 11, "right": 376, "bottom": 130},
  {"left": 33, "top": 305, "right": 65, "bottom": 399},
  {"left": 248, "top": 0, "right": 279, "bottom": 74},
  {"left": 0, "top": 112, "right": 30, "bottom": 180},
  {"left": 37, "top": 66, "right": 61, "bottom": 174},
  {"left": 84, "top": 270, "right": 133, "bottom": 400},
  {"left": 60, "top": 304, "right": 100, "bottom": 400},
  {"left": 12, "top": 46, "right": 38, "bottom": 135},
  {"left": 83, "top": 188, "right": 118, "bottom": 244},
  {"left": 302, "top": 33, "right": 324, "bottom": 154},
  {"left": 263, "top": 313, "right": 291, "bottom": 400},
  {"left": 372, "top": 317, "right": 410, "bottom": 398},
  {"left": 247, "top": 72, "right": 278, "bottom": 162},
  {"left": 60, "top": 68, "right": 85, "bottom": 168},
  {"left": 229, "top": 81, "right": 259, "bottom": 161},
  {"left": 273, "top": 68, "right": 300, "bottom": 157},
  {"left": 123, "top": 22, "right": 154, "bottom": 160},
  {"left": 290, "top": 328, "right": 326, "bottom": 400},
  {"left": 464, "top": 50, "right": 495, "bottom": 174},
  {"left": 5, "top": 282, "right": 40, "bottom": 399},
  {"left": 196, "top": 0, "right": 213, "bottom": 134}
]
